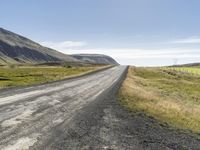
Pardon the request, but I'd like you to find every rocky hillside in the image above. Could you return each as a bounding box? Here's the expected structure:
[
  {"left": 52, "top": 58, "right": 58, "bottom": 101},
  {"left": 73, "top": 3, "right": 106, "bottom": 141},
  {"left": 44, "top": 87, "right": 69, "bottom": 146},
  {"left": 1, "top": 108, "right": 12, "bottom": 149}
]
[
  {"left": 0, "top": 28, "right": 78, "bottom": 65},
  {"left": 71, "top": 54, "right": 119, "bottom": 65},
  {"left": 0, "top": 28, "right": 119, "bottom": 66}
]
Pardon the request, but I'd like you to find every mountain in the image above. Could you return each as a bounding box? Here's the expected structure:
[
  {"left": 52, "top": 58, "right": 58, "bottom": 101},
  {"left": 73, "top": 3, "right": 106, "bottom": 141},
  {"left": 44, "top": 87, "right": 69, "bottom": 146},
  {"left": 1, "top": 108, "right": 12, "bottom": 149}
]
[
  {"left": 0, "top": 28, "right": 119, "bottom": 66},
  {"left": 71, "top": 54, "right": 119, "bottom": 65},
  {"left": 0, "top": 28, "right": 78, "bottom": 65}
]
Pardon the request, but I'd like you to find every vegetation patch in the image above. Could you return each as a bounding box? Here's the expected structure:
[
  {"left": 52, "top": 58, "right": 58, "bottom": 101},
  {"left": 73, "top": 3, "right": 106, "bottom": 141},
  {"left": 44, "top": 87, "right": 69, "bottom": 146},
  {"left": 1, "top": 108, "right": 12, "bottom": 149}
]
[
  {"left": 0, "top": 65, "right": 103, "bottom": 89},
  {"left": 164, "top": 67, "right": 200, "bottom": 75},
  {"left": 119, "top": 67, "right": 200, "bottom": 133}
]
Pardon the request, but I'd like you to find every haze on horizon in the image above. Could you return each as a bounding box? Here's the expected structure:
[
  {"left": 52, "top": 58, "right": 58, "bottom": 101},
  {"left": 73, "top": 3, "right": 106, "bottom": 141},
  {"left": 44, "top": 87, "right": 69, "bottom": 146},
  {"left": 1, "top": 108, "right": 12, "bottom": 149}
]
[{"left": 1, "top": 0, "right": 200, "bottom": 66}]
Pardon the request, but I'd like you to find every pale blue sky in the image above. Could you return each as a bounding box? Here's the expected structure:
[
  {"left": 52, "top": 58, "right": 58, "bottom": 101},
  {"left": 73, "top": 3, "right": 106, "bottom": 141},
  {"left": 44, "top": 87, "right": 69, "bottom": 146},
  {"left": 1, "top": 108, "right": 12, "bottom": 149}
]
[{"left": 1, "top": 0, "right": 200, "bottom": 66}]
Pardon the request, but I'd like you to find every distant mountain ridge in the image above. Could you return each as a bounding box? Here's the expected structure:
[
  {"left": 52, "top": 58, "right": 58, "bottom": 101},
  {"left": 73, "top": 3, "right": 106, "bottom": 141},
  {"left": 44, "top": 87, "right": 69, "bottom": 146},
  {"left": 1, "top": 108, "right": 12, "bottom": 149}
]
[
  {"left": 0, "top": 28, "right": 119, "bottom": 65},
  {"left": 0, "top": 28, "right": 78, "bottom": 65},
  {"left": 71, "top": 54, "right": 119, "bottom": 65},
  {"left": 173, "top": 63, "right": 200, "bottom": 67}
]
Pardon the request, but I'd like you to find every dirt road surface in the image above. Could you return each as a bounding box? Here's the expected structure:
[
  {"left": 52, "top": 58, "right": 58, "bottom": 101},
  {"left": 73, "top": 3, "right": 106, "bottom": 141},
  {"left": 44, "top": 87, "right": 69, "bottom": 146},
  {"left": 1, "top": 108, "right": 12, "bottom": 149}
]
[{"left": 0, "top": 66, "right": 199, "bottom": 150}]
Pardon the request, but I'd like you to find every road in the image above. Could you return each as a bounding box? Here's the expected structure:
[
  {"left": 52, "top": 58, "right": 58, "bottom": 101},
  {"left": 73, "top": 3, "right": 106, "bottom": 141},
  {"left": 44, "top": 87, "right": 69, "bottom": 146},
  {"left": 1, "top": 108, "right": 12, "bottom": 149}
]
[
  {"left": 0, "top": 66, "right": 127, "bottom": 150},
  {"left": 0, "top": 66, "right": 199, "bottom": 150}
]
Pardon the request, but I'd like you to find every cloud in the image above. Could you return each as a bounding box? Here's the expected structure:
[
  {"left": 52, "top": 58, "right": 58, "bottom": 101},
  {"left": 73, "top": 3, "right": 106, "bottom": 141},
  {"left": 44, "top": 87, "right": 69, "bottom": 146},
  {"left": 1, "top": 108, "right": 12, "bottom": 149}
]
[
  {"left": 172, "top": 37, "right": 200, "bottom": 44},
  {"left": 40, "top": 40, "right": 200, "bottom": 66},
  {"left": 40, "top": 41, "right": 87, "bottom": 50},
  {"left": 65, "top": 48, "right": 200, "bottom": 59},
  {"left": 66, "top": 48, "right": 200, "bottom": 66}
]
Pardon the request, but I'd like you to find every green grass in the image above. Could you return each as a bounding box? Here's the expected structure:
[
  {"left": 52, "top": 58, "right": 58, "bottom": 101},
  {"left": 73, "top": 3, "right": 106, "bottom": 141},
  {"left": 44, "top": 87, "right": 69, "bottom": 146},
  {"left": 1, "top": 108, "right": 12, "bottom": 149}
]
[
  {"left": 0, "top": 66, "right": 102, "bottom": 89},
  {"left": 119, "top": 67, "right": 200, "bottom": 133},
  {"left": 164, "top": 67, "right": 200, "bottom": 75}
]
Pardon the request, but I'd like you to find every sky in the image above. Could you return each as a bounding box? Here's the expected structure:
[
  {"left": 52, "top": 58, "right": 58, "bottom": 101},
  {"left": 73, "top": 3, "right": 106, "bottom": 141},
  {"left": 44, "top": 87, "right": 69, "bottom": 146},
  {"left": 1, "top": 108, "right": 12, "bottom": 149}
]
[{"left": 1, "top": 0, "right": 200, "bottom": 66}]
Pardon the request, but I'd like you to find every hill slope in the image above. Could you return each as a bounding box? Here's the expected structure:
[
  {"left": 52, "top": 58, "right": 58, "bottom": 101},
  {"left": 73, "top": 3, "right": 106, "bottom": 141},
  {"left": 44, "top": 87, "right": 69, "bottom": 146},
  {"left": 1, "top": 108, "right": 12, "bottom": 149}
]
[
  {"left": 180, "top": 63, "right": 200, "bottom": 67},
  {"left": 172, "top": 63, "right": 200, "bottom": 67},
  {"left": 71, "top": 54, "right": 119, "bottom": 65},
  {"left": 0, "top": 28, "right": 78, "bottom": 65}
]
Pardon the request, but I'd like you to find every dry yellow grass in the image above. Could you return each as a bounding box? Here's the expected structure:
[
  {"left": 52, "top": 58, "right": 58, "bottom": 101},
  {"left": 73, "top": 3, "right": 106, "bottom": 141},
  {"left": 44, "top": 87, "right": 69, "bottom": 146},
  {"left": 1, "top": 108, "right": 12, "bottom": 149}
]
[{"left": 119, "top": 67, "right": 200, "bottom": 133}]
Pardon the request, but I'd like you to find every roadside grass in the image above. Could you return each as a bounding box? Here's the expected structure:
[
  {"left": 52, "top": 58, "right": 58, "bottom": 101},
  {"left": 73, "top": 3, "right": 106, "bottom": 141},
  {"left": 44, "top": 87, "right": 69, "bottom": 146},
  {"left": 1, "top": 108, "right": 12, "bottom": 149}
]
[
  {"left": 0, "top": 65, "right": 104, "bottom": 89},
  {"left": 164, "top": 67, "right": 200, "bottom": 75},
  {"left": 119, "top": 67, "right": 200, "bottom": 133}
]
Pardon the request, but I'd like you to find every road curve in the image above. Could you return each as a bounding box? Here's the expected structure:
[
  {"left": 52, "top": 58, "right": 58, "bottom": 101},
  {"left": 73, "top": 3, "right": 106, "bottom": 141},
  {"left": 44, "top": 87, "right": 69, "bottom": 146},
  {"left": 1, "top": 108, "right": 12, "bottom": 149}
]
[{"left": 0, "top": 66, "right": 127, "bottom": 150}]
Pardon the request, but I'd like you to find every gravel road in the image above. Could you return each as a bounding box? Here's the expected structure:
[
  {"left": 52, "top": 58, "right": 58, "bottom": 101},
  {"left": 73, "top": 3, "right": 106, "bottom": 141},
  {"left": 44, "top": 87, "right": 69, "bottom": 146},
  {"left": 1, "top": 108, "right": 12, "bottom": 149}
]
[{"left": 0, "top": 66, "right": 199, "bottom": 150}]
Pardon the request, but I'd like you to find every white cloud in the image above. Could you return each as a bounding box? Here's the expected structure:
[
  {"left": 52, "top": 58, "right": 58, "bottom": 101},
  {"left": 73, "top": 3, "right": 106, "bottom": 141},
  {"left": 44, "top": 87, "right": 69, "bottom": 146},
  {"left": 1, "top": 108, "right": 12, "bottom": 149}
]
[
  {"left": 172, "top": 37, "right": 200, "bottom": 44},
  {"left": 40, "top": 40, "right": 200, "bottom": 66},
  {"left": 65, "top": 48, "right": 200, "bottom": 59},
  {"left": 40, "top": 41, "right": 87, "bottom": 50},
  {"left": 64, "top": 48, "right": 200, "bottom": 66}
]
